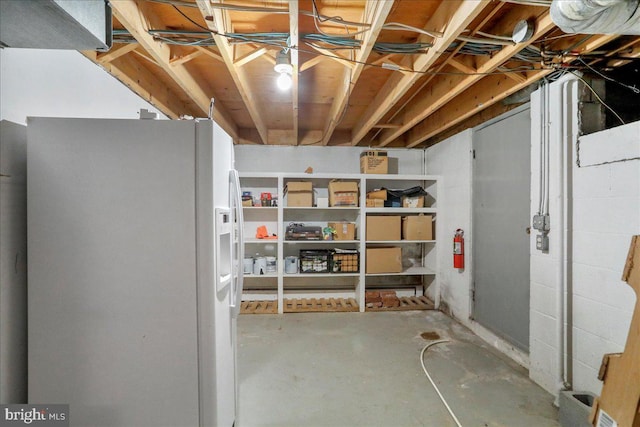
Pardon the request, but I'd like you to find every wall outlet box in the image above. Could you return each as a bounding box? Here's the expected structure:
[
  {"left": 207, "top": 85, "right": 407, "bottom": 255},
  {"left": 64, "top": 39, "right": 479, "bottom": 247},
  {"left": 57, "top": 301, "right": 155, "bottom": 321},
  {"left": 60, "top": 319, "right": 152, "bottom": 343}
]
[
  {"left": 536, "top": 234, "right": 549, "bottom": 251},
  {"left": 533, "top": 214, "right": 550, "bottom": 231}
]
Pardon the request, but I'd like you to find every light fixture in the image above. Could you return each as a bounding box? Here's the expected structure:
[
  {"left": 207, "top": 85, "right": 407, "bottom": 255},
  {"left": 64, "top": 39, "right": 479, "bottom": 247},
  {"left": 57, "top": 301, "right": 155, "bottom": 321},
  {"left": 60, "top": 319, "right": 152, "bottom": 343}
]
[{"left": 274, "top": 49, "right": 293, "bottom": 91}]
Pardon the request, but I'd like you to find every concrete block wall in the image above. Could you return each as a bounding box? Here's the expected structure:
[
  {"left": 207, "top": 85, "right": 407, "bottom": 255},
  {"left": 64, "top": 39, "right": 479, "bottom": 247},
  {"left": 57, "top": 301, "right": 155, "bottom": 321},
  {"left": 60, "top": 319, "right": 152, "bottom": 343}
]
[
  {"left": 424, "top": 130, "right": 473, "bottom": 318},
  {"left": 570, "top": 121, "right": 639, "bottom": 394},
  {"left": 530, "top": 76, "right": 639, "bottom": 397}
]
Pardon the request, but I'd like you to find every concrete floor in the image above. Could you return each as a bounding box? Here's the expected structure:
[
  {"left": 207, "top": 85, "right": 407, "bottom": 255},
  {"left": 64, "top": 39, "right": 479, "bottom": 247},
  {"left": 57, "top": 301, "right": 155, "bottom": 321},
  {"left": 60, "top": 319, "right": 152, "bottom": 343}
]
[{"left": 237, "top": 310, "right": 559, "bottom": 427}]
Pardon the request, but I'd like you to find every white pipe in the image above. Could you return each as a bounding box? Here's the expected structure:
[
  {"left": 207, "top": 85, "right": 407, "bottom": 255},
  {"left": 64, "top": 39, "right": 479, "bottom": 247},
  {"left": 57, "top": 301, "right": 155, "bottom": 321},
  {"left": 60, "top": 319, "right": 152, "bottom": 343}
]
[
  {"left": 550, "top": 0, "right": 640, "bottom": 35},
  {"left": 556, "top": 77, "right": 579, "bottom": 392}
]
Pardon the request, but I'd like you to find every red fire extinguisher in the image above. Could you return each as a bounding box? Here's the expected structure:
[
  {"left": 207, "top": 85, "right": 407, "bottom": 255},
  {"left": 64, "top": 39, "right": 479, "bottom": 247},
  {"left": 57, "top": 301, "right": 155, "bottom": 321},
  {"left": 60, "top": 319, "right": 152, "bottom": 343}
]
[{"left": 453, "top": 229, "right": 464, "bottom": 269}]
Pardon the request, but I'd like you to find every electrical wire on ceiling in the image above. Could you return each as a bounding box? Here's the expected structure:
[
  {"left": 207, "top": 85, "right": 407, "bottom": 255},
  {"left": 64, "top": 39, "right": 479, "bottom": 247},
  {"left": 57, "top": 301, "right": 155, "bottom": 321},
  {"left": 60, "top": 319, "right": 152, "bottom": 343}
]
[
  {"left": 147, "top": 0, "right": 372, "bottom": 33},
  {"left": 112, "top": 29, "right": 138, "bottom": 44},
  {"left": 128, "top": 1, "right": 617, "bottom": 78},
  {"left": 381, "top": 22, "right": 443, "bottom": 39},
  {"left": 310, "top": 0, "right": 369, "bottom": 37},
  {"left": 446, "top": 41, "right": 503, "bottom": 56},
  {"left": 576, "top": 57, "right": 640, "bottom": 94}
]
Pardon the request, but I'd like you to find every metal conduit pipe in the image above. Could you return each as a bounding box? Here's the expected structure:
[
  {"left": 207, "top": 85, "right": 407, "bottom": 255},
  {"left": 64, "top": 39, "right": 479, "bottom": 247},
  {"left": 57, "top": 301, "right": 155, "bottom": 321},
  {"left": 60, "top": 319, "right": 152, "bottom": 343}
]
[{"left": 550, "top": 0, "right": 640, "bottom": 35}]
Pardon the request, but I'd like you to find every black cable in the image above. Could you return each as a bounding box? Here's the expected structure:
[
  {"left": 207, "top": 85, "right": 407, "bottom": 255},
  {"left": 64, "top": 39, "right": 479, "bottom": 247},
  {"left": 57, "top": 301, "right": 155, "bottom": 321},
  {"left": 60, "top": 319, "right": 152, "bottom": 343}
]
[{"left": 172, "top": 5, "right": 211, "bottom": 32}]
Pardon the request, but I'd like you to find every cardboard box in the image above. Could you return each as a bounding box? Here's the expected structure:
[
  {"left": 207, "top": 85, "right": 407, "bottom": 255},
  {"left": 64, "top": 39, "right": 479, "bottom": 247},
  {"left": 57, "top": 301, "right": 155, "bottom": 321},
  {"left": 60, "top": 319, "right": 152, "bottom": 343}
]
[
  {"left": 329, "top": 181, "right": 359, "bottom": 207},
  {"left": 366, "top": 247, "right": 402, "bottom": 273},
  {"left": 366, "top": 189, "right": 387, "bottom": 200},
  {"left": 366, "top": 216, "right": 401, "bottom": 241},
  {"left": 366, "top": 199, "right": 384, "bottom": 207},
  {"left": 360, "top": 150, "right": 388, "bottom": 174},
  {"left": 402, "top": 215, "right": 433, "bottom": 240},
  {"left": 589, "top": 235, "right": 640, "bottom": 427},
  {"left": 402, "top": 195, "right": 425, "bottom": 208},
  {"left": 328, "top": 222, "right": 356, "bottom": 240},
  {"left": 286, "top": 181, "right": 313, "bottom": 207}
]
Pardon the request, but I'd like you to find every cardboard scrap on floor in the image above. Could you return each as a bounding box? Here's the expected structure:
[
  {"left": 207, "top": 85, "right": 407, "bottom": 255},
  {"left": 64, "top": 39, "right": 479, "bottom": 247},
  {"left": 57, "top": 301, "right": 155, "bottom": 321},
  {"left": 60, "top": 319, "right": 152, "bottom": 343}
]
[{"left": 590, "top": 235, "right": 640, "bottom": 427}]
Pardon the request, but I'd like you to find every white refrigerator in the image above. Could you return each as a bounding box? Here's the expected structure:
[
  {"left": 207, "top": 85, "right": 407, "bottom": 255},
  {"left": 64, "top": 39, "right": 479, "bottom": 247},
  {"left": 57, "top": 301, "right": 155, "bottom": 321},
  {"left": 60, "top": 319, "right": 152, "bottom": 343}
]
[{"left": 27, "top": 118, "right": 243, "bottom": 427}]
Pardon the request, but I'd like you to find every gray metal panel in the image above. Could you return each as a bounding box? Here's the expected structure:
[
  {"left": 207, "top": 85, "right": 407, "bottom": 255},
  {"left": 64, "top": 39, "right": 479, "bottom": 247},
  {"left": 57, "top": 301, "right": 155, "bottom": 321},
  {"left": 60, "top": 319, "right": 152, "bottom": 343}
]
[
  {"left": 472, "top": 109, "right": 531, "bottom": 351},
  {"left": 0, "top": 120, "right": 28, "bottom": 403},
  {"left": 27, "top": 118, "right": 199, "bottom": 426}
]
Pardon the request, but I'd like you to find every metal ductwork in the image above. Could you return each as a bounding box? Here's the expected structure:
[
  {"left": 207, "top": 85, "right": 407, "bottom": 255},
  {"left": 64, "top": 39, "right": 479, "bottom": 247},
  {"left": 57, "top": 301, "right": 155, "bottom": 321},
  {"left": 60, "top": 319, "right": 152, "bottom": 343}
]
[
  {"left": 550, "top": 0, "right": 640, "bottom": 35},
  {"left": 0, "top": 0, "right": 112, "bottom": 50}
]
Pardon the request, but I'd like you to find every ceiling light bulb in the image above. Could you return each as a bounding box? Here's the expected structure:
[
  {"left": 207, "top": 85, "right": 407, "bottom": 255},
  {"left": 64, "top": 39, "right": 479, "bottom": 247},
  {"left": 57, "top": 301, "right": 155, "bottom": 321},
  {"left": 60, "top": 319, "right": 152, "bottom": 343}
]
[{"left": 276, "top": 72, "right": 292, "bottom": 91}]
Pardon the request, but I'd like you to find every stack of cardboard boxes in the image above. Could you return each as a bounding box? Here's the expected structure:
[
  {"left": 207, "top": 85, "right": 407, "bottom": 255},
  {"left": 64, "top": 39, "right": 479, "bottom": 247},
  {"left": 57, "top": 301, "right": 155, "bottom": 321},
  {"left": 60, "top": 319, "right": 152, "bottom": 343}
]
[{"left": 365, "top": 214, "right": 434, "bottom": 274}]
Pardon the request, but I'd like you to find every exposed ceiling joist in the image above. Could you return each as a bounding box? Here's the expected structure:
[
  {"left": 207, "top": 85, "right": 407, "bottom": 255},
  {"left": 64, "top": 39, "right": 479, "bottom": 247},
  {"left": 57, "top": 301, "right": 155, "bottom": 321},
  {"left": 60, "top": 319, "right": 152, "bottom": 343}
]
[
  {"left": 78, "top": 0, "right": 637, "bottom": 149},
  {"left": 404, "top": 33, "right": 624, "bottom": 148},
  {"left": 376, "top": 11, "right": 556, "bottom": 148},
  {"left": 96, "top": 43, "right": 137, "bottom": 64},
  {"left": 170, "top": 48, "right": 203, "bottom": 66},
  {"left": 196, "top": 0, "right": 268, "bottom": 144},
  {"left": 320, "top": 0, "right": 395, "bottom": 146},
  {"left": 289, "top": 0, "right": 299, "bottom": 145},
  {"left": 195, "top": 46, "right": 225, "bottom": 63},
  {"left": 350, "top": 0, "right": 492, "bottom": 146},
  {"left": 233, "top": 47, "right": 268, "bottom": 67},
  {"left": 299, "top": 55, "right": 323, "bottom": 72},
  {"left": 110, "top": 0, "right": 238, "bottom": 138}
]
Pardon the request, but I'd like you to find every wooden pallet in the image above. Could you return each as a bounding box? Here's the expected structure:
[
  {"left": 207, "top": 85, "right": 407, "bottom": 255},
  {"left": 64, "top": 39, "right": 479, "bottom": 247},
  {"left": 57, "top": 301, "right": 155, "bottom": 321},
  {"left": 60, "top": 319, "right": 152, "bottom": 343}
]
[
  {"left": 240, "top": 300, "right": 278, "bottom": 314},
  {"left": 366, "top": 296, "right": 435, "bottom": 312},
  {"left": 283, "top": 298, "right": 359, "bottom": 313}
]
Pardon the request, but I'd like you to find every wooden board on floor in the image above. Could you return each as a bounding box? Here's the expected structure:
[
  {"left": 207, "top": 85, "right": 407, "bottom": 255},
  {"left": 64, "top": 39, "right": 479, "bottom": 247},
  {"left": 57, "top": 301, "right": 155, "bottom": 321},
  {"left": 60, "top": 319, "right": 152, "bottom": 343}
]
[
  {"left": 240, "top": 300, "right": 278, "bottom": 314},
  {"left": 284, "top": 297, "right": 359, "bottom": 313},
  {"left": 366, "top": 296, "right": 435, "bottom": 312}
]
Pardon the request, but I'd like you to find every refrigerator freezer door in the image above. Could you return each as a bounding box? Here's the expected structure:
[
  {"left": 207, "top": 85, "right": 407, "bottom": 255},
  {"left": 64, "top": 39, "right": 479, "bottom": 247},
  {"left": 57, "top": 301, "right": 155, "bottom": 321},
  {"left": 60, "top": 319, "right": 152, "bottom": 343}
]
[{"left": 28, "top": 118, "right": 201, "bottom": 426}]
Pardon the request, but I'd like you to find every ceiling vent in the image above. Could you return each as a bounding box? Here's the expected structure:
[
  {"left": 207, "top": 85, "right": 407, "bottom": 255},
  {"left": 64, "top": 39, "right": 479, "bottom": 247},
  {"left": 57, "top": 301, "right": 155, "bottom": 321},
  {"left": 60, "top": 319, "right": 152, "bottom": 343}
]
[
  {"left": 550, "top": 0, "right": 640, "bottom": 35},
  {"left": 0, "top": 0, "right": 112, "bottom": 50}
]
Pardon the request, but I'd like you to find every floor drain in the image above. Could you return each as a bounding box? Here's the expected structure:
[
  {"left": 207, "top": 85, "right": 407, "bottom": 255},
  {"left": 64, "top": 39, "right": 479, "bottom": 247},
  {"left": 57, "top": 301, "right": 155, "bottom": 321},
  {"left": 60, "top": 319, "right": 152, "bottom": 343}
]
[{"left": 420, "top": 331, "right": 441, "bottom": 340}]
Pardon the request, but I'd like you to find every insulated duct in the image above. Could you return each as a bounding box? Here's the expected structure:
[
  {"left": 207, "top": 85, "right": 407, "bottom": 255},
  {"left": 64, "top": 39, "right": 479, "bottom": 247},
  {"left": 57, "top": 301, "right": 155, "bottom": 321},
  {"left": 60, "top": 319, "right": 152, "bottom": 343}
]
[
  {"left": 550, "top": 0, "right": 640, "bottom": 35},
  {"left": 0, "top": 0, "right": 112, "bottom": 50}
]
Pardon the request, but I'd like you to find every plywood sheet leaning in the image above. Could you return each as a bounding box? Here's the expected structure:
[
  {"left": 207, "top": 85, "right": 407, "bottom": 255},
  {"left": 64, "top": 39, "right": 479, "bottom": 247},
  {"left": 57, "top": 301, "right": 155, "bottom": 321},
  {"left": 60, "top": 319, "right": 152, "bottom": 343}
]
[{"left": 590, "top": 235, "right": 640, "bottom": 427}]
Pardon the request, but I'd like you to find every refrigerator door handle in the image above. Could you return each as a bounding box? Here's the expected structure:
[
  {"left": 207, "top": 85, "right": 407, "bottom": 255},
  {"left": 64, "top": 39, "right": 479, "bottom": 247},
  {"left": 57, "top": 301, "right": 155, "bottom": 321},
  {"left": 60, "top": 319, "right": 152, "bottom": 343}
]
[{"left": 229, "top": 169, "right": 244, "bottom": 317}]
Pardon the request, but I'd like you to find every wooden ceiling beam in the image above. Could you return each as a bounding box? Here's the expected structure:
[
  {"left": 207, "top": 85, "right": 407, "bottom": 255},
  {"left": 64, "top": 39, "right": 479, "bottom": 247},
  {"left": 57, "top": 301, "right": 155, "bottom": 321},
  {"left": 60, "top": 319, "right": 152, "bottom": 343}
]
[
  {"left": 234, "top": 47, "right": 268, "bottom": 67},
  {"left": 82, "top": 51, "right": 191, "bottom": 119},
  {"left": 289, "top": 0, "right": 299, "bottom": 145},
  {"left": 321, "top": 0, "right": 395, "bottom": 146},
  {"left": 350, "top": 0, "right": 492, "bottom": 146},
  {"left": 170, "top": 48, "right": 203, "bottom": 66},
  {"left": 403, "top": 33, "right": 622, "bottom": 148},
  {"left": 110, "top": 0, "right": 238, "bottom": 139},
  {"left": 197, "top": 0, "right": 268, "bottom": 144},
  {"left": 306, "top": 45, "right": 355, "bottom": 69},
  {"left": 300, "top": 55, "right": 324, "bottom": 72},
  {"left": 195, "top": 46, "right": 225, "bottom": 63},
  {"left": 131, "top": 48, "right": 159, "bottom": 66},
  {"left": 96, "top": 43, "right": 138, "bottom": 64},
  {"left": 376, "top": 11, "right": 556, "bottom": 147}
]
